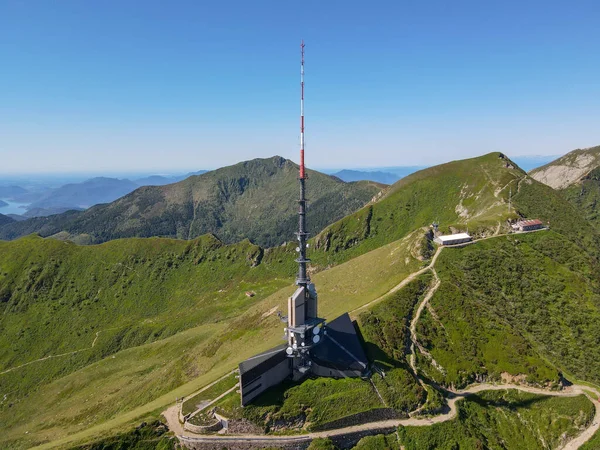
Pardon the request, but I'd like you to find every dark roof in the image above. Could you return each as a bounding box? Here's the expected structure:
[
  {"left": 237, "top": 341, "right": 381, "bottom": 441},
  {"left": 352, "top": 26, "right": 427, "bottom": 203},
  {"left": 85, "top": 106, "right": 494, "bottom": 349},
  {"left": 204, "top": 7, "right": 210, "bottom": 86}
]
[
  {"left": 310, "top": 313, "right": 369, "bottom": 373},
  {"left": 239, "top": 344, "right": 287, "bottom": 375}
]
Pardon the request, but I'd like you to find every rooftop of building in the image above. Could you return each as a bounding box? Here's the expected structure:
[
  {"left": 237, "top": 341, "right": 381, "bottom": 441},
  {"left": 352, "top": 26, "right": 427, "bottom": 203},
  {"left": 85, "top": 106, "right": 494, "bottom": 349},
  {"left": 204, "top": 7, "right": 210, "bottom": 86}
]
[{"left": 435, "top": 232, "right": 472, "bottom": 242}]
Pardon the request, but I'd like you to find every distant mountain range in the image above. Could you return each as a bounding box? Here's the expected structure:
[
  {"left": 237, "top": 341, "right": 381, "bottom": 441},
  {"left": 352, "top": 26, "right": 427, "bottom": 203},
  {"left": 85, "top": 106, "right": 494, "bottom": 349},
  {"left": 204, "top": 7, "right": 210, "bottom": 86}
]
[
  {"left": 0, "top": 171, "right": 209, "bottom": 219},
  {"left": 331, "top": 170, "right": 400, "bottom": 185},
  {"left": 26, "top": 177, "right": 140, "bottom": 210},
  {"left": 0, "top": 157, "right": 381, "bottom": 247},
  {"left": 0, "top": 185, "right": 28, "bottom": 198}
]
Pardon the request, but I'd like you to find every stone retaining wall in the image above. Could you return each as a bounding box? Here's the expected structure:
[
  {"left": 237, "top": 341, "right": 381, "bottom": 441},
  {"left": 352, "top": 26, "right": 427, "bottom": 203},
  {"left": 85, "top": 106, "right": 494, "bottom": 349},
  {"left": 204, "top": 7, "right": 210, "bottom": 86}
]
[
  {"left": 183, "top": 419, "right": 223, "bottom": 434},
  {"left": 180, "top": 426, "right": 398, "bottom": 450}
]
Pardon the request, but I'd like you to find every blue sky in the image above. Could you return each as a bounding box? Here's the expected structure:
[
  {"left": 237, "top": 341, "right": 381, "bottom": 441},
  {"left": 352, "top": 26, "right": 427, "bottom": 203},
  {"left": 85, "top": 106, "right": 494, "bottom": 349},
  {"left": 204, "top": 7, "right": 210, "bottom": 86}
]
[{"left": 1, "top": 0, "right": 599, "bottom": 174}]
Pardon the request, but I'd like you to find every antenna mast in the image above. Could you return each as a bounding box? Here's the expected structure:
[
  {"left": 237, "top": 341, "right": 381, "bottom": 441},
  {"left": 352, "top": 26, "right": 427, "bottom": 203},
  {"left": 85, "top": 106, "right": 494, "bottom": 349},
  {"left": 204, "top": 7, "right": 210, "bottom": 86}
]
[{"left": 296, "top": 39, "right": 309, "bottom": 287}]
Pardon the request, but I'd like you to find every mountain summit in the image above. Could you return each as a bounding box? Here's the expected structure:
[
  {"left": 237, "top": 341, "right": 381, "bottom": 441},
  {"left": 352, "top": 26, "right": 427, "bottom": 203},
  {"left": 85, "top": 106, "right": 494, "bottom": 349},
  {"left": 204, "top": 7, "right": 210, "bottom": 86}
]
[{"left": 0, "top": 156, "right": 382, "bottom": 247}]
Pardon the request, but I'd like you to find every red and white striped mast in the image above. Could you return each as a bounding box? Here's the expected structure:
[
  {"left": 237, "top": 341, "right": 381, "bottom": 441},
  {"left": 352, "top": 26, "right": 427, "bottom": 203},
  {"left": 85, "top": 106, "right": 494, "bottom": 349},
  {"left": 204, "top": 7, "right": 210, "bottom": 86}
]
[
  {"left": 296, "top": 40, "right": 309, "bottom": 287},
  {"left": 300, "top": 39, "right": 306, "bottom": 180}
]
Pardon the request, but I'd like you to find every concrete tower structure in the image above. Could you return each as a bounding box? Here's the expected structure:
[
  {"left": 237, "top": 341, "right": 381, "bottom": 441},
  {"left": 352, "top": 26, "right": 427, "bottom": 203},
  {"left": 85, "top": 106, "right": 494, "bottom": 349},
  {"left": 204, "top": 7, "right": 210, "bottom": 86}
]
[
  {"left": 238, "top": 41, "right": 369, "bottom": 406},
  {"left": 285, "top": 40, "right": 324, "bottom": 377}
]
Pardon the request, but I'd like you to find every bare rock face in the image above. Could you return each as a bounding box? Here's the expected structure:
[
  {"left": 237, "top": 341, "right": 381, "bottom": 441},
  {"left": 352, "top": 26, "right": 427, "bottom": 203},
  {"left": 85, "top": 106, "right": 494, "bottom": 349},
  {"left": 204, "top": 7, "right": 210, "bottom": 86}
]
[{"left": 530, "top": 146, "right": 600, "bottom": 190}]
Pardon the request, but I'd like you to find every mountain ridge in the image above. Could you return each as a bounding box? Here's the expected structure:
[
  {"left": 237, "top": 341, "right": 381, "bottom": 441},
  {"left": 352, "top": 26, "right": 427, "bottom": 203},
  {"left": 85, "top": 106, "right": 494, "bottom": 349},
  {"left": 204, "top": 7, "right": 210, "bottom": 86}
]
[
  {"left": 529, "top": 145, "right": 600, "bottom": 189},
  {"left": 529, "top": 145, "right": 600, "bottom": 233},
  {"left": 0, "top": 156, "right": 382, "bottom": 247}
]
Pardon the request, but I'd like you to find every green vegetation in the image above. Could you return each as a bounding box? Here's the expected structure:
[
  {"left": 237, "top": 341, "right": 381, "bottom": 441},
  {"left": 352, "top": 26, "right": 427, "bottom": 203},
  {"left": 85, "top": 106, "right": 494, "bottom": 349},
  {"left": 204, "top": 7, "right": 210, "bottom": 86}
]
[
  {"left": 309, "top": 150, "right": 600, "bottom": 273},
  {"left": 214, "top": 377, "right": 384, "bottom": 432},
  {"left": 358, "top": 275, "right": 431, "bottom": 413},
  {"left": 0, "top": 213, "right": 14, "bottom": 226},
  {"left": 513, "top": 176, "right": 600, "bottom": 260},
  {"left": 70, "top": 421, "right": 176, "bottom": 450},
  {"left": 359, "top": 273, "right": 431, "bottom": 364},
  {"left": 528, "top": 145, "right": 600, "bottom": 247},
  {"left": 181, "top": 373, "right": 237, "bottom": 415},
  {"left": 314, "top": 152, "right": 520, "bottom": 267},
  {"left": 352, "top": 434, "right": 400, "bottom": 450},
  {"left": 580, "top": 429, "right": 600, "bottom": 450},
  {"left": 2, "top": 152, "right": 600, "bottom": 448},
  {"left": 563, "top": 166, "right": 600, "bottom": 233},
  {"left": 0, "top": 157, "right": 381, "bottom": 247},
  {"left": 0, "top": 226, "right": 420, "bottom": 448},
  {"left": 397, "top": 390, "right": 594, "bottom": 450},
  {"left": 420, "top": 232, "right": 600, "bottom": 387},
  {"left": 186, "top": 412, "right": 217, "bottom": 426},
  {"left": 308, "top": 438, "right": 338, "bottom": 450},
  {"left": 0, "top": 234, "right": 292, "bottom": 397}
]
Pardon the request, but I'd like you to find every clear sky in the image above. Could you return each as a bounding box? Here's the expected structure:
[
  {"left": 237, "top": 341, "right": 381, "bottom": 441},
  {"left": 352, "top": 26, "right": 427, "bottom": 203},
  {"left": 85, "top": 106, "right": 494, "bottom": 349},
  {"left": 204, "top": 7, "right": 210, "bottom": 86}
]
[{"left": 1, "top": 0, "right": 599, "bottom": 174}]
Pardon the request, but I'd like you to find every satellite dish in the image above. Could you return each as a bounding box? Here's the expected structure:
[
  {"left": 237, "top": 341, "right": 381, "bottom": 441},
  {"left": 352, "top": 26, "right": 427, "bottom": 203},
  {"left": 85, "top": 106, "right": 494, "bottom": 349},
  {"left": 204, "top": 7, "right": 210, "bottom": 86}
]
[
  {"left": 292, "top": 343, "right": 298, "bottom": 350},
  {"left": 296, "top": 247, "right": 300, "bottom": 252},
  {"left": 286, "top": 347, "right": 293, "bottom": 355},
  {"left": 301, "top": 342, "right": 305, "bottom": 347},
  {"left": 313, "top": 326, "right": 321, "bottom": 335},
  {"left": 312, "top": 334, "right": 321, "bottom": 344}
]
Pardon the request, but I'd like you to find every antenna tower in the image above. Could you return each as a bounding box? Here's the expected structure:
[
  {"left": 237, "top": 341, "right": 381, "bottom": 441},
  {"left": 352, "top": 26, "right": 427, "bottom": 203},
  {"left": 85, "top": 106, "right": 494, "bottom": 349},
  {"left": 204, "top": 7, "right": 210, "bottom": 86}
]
[{"left": 296, "top": 39, "right": 309, "bottom": 287}]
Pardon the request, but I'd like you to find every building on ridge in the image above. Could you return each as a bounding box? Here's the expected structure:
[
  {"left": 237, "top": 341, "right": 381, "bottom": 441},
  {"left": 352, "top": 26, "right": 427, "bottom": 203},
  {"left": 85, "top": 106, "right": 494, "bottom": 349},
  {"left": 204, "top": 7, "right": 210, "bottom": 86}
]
[
  {"left": 433, "top": 232, "right": 472, "bottom": 246},
  {"left": 512, "top": 219, "right": 543, "bottom": 232}
]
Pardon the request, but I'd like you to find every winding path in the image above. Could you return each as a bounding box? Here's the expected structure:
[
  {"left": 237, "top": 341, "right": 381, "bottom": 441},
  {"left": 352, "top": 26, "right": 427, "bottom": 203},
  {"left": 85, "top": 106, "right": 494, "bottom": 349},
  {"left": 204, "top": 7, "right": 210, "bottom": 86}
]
[
  {"left": 170, "top": 383, "right": 600, "bottom": 447},
  {"left": 165, "top": 227, "right": 600, "bottom": 449},
  {"left": 0, "top": 329, "right": 106, "bottom": 376}
]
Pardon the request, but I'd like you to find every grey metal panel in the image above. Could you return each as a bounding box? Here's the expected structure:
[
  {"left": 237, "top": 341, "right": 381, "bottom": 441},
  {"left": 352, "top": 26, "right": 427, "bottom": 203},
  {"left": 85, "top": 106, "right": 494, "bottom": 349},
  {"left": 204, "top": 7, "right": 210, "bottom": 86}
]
[{"left": 240, "top": 358, "right": 291, "bottom": 405}]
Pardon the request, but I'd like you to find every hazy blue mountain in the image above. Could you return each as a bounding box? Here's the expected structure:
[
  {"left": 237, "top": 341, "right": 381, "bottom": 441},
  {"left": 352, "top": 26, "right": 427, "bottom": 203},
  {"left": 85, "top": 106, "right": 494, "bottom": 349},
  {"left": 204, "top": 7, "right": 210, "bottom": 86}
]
[
  {"left": 332, "top": 170, "right": 399, "bottom": 185},
  {"left": 135, "top": 170, "right": 208, "bottom": 186},
  {"left": 134, "top": 175, "right": 176, "bottom": 186},
  {"left": 27, "top": 177, "right": 140, "bottom": 210},
  {"left": 6, "top": 214, "right": 27, "bottom": 222},
  {"left": 0, "top": 200, "right": 8, "bottom": 208},
  {"left": 23, "top": 206, "right": 84, "bottom": 218},
  {"left": 0, "top": 185, "right": 28, "bottom": 199}
]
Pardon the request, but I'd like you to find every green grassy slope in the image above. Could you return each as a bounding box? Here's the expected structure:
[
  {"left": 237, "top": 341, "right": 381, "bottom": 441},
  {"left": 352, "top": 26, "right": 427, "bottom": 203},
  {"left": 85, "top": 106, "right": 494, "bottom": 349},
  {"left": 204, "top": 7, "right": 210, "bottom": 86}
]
[
  {"left": 210, "top": 276, "right": 431, "bottom": 434},
  {"left": 71, "top": 421, "right": 176, "bottom": 450},
  {"left": 3, "top": 152, "right": 600, "bottom": 448},
  {"left": 418, "top": 232, "right": 600, "bottom": 387},
  {"left": 0, "top": 157, "right": 381, "bottom": 247},
  {"left": 0, "top": 230, "right": 422, "bottom": 449},
  {"left": 562, "top": 166, "right": 600, "bottom": 233},
  {"left": 314, "top": 152, "right": 521, "bottom": 266},
  {"left": 0, "top": 234, "right": 294, "bottom": 374}
]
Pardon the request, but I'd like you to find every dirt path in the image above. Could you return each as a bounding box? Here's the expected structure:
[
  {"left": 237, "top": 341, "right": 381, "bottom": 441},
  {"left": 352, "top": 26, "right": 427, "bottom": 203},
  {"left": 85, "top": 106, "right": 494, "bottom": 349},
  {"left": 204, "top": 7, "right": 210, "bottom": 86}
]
[
  {"left": 171, "top": 383, "right": 599, "bottom": 446},
  {"left": 0, "top": 329, "right": 105, "bottom": 376},
  {"left": 562, "top": 386, "right": 600, "bottom": 450},
  {"left": 408, "top": 268, "right": 446, "bottom": 384},
  {"left": 350, "top": 246, "right": 443, "bottom": 318},
  {"left": 168, "top": 227, "right": 599, "bottom": 448}
]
